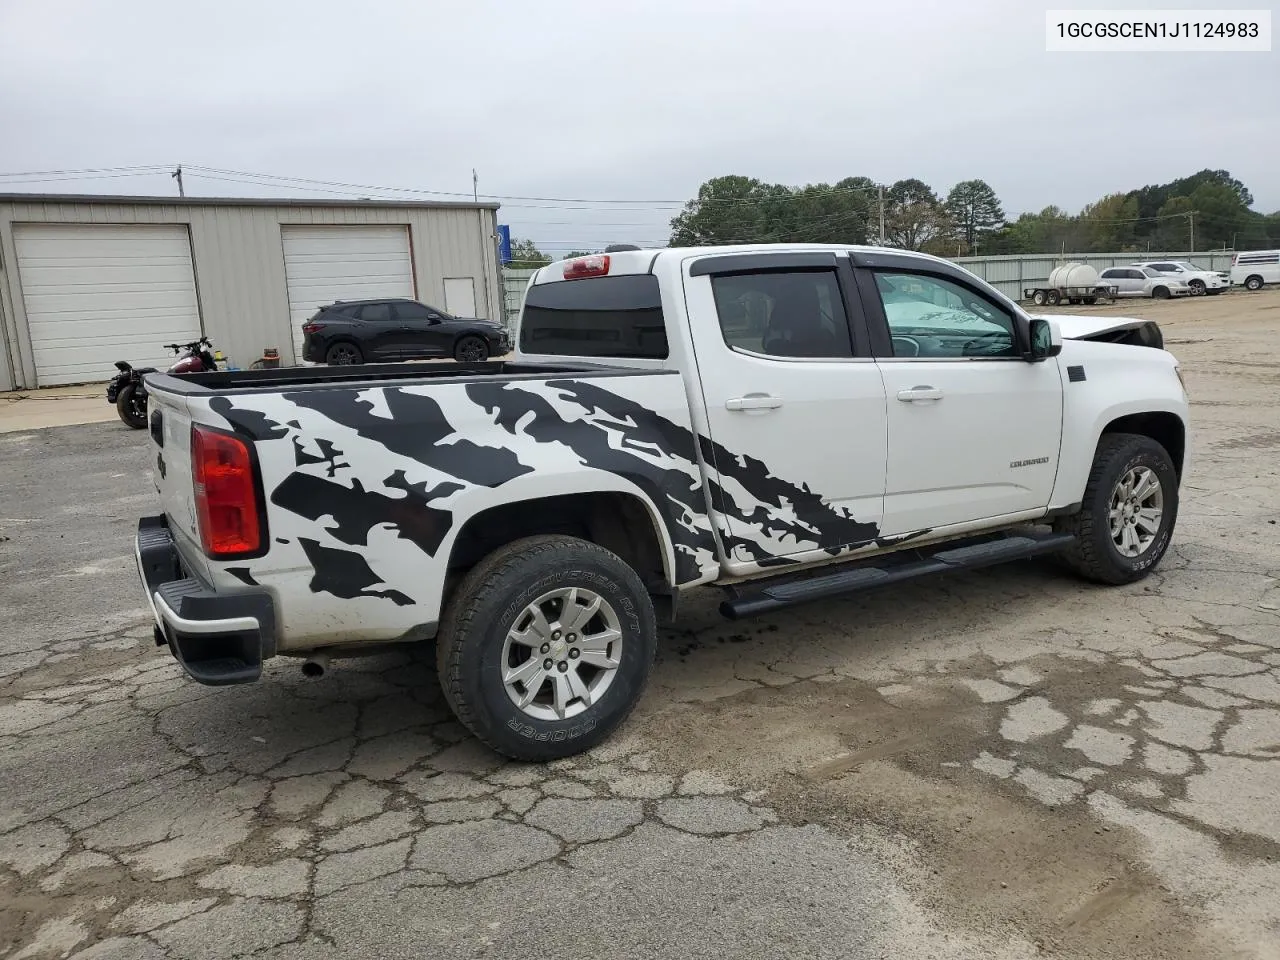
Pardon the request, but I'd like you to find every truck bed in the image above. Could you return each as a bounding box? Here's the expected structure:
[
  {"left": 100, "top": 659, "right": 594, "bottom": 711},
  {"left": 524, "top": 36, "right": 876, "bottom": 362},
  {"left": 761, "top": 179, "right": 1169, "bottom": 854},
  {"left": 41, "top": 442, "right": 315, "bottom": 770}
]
[
  {"left": 149, "top": 360, "right": 632, "bottom": 395},
  {"left": 143, "top": 357, "right": 720, "bottom": 651}
]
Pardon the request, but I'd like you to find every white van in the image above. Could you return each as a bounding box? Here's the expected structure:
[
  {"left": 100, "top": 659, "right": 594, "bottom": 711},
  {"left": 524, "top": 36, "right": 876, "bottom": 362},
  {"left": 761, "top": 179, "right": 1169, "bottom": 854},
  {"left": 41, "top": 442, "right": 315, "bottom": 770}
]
[{"left": 1230, "top": 250, "right": 1280, "bottom": 291}]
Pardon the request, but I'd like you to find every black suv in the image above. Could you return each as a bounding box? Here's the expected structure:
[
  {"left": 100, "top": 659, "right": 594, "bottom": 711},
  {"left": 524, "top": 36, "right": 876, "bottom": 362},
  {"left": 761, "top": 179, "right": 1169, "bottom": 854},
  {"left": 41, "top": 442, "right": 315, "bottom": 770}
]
[{"left": 301, "top": 298, "right": 509, "bottom": 365}]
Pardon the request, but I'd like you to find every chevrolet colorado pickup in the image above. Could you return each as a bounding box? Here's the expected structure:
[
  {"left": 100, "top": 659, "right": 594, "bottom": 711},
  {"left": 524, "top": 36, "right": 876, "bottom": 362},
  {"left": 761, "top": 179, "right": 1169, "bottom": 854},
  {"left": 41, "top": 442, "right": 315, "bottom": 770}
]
[{"left": 134, "top": 244, "right": 1189, "bottom": 760}]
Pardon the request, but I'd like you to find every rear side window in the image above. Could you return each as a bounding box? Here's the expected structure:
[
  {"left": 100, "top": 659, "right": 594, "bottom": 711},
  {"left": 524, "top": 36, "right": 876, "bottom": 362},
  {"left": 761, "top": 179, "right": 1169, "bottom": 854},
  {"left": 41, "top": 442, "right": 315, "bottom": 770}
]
[
  {"left": 520, "top": 275, "right": 667, "bottom": 359},
  {"left": 710, "top": 269, "right": 852, "bottom": 358},
  {"left": 360, "top": 303, "right": 391, "bottom": 321}
]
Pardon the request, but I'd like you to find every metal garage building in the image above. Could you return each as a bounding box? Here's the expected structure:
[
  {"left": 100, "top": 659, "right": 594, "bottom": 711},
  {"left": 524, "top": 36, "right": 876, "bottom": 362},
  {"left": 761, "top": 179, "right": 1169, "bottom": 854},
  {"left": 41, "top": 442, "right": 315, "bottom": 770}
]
[{"left": 0, "top": 193, "right": 502, "bottom": 390}]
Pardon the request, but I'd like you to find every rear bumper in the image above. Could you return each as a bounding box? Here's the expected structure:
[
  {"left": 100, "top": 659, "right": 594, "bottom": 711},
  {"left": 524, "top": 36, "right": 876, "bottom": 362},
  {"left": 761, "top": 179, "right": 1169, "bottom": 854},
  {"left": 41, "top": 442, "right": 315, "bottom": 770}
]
[{"left": 135, "top": 515, "right": 275, "bottom": 685}]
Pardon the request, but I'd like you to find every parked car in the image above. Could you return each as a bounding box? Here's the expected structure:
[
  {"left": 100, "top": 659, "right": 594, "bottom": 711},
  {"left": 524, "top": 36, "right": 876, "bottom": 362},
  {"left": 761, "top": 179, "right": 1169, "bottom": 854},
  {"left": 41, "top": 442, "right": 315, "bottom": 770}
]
[
  {"left": 301, "top": 298, "right": 509, "bottom": 365},
  {"left": 1229, "top": 249, "right": 1280, "bottom": 291},
  {"left": 135, "top": 244, "right": 1188, "bottom": 761},
  {"left": 1132, "top": 260, "right": 1229, "bottom": 296},
  {"left": 1097, "top": 266, "right": 1191, "bottom": 299}
]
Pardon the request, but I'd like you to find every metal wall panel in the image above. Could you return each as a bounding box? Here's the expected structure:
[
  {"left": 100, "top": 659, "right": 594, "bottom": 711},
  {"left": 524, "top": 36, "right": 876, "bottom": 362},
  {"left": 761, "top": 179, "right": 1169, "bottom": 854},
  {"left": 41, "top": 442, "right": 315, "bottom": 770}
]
[{"left": 0, "top": 197, "right": 501, "bottom": 386}]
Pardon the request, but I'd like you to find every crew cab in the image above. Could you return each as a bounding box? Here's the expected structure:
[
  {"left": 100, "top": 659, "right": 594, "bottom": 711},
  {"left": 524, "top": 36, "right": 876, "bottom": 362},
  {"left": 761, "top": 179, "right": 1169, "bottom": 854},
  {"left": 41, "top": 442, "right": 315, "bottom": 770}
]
[{"left": 134, "top": 244, "right": 1189, "bottom": 761}]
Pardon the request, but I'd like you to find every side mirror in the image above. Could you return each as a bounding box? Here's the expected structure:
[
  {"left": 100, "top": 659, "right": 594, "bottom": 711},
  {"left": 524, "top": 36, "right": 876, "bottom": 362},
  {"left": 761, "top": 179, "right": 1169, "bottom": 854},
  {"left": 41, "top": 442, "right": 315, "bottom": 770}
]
[
  {"left": 1027, "top": 317, "right": 1062, "bottom": 360},
  {"left": 428, "top": 313, "right": 442, "bottom": 323}
]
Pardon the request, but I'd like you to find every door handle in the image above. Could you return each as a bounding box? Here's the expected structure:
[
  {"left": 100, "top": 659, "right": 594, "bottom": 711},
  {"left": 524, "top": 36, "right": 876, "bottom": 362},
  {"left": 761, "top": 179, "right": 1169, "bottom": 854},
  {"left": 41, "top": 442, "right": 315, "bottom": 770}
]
[
  {"left": 896, "top": 386, "right": 943, "bottom": 402},
  {"left": 725, "top": 395, "right": 783, "bottom": 412}
]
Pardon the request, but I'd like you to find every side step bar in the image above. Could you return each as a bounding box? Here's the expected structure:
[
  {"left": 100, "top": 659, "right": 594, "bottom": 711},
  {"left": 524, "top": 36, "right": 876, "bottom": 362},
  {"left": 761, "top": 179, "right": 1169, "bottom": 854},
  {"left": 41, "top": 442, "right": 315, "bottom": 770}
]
[{"left": 720, "top": 530, "right": 1076, "bottom": 620}]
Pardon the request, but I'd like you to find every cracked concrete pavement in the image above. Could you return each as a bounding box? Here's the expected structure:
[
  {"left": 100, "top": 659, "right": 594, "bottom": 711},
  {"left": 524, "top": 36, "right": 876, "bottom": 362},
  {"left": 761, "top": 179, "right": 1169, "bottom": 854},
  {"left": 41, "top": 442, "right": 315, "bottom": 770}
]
[{"left": 2, "top": 290, "right": 1279, "bottom": 959}]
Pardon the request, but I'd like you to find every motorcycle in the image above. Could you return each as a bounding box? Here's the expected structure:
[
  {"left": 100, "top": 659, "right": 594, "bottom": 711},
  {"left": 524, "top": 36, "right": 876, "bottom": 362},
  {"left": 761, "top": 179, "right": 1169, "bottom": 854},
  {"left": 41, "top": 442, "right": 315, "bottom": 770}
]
[{"left": 107, "top": 337, "right": 218, "bottom": 429}]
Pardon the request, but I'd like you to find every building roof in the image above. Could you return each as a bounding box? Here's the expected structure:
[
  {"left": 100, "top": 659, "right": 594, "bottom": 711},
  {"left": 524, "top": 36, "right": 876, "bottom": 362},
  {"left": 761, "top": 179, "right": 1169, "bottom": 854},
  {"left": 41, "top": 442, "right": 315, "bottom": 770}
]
[{"left": 0, "top": 192, "right": 501, "bottom": 211}]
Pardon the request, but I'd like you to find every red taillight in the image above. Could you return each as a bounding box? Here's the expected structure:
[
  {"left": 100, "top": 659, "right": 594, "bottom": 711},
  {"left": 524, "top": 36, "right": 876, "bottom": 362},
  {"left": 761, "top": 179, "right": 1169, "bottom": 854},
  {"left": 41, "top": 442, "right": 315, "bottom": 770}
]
[
  {"left": 302, "top": 322, "right": 325, "bottom": 334},
  {"left": 192, "top": 424, "right": 262, "bottom": 557},
  {"left": 563, "top": 254, "right": 610, "bottom": 280}
]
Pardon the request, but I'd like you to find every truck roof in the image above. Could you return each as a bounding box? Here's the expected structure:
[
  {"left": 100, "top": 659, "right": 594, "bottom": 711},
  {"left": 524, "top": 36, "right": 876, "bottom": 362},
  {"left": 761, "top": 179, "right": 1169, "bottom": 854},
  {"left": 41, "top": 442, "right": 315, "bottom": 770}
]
[{"left": 531, "top": 243, "right": 958, "bottom": 283}]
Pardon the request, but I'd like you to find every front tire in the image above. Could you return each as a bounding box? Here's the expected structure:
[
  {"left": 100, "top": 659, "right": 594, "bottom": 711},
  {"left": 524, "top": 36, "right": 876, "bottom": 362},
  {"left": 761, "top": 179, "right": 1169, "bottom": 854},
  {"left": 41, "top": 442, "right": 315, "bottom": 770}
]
[
  {"left": 1045, "top": 290, "right": 1061, "bottom": 306},
  {"left": 1188, "top": 279, "right": 1205, "bottom": 296},
  {"left": 454, "top": 335, "right": 488, "bottom": 363},
  {"left": 1031, "top": 290, "right": 1047, "bottom": 306},
  {"left": 1152, "top": 286, "right": 1171, "bottom": 300},
  {"left": 116, "top": 384, "right": 147, "bottom": 429},
  {"left": 1054, "top": 433, "right": 1178, "bottom": 585},
  {"left": 437, "top": 535, "right": 657, "bottom": 761}
]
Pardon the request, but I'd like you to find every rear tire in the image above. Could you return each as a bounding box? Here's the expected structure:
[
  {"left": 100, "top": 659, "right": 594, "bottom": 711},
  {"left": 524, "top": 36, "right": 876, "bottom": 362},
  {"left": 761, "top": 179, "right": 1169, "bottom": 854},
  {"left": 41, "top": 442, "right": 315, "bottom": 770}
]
[
  {"left": 1045, "top": 290, "right": 1061, "bottom": 306},
  {"left": 325, "top": 342, "right": 363, "bottom": 365},
  {"left": 1245, "top": 275, "right": 1264, "bottom": 291},
  {"left": 437, "top": 535, "right": 656, "bottom": 762},
  {"left": 1082, "top": 297, "right": 1097, "bottom": 305},
  {"left": 454, "top": 335, "right": 488, "bottom": 363},
  {"left": 1053, "top": 433, "right": 1178, "bottom": 585},
  {"left": 116, "top": 384, "right": 147, "bottom": 429}
]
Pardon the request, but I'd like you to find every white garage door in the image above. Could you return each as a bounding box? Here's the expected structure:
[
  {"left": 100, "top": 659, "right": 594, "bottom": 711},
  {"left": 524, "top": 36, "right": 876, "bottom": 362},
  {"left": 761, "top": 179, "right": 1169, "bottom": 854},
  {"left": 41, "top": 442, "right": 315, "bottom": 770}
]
[
  {"left": 281, "top": 225, "right": 414, "bottom": 363},
  {"left": 14, "top": 224, "right": 203, "bottom": 386}
]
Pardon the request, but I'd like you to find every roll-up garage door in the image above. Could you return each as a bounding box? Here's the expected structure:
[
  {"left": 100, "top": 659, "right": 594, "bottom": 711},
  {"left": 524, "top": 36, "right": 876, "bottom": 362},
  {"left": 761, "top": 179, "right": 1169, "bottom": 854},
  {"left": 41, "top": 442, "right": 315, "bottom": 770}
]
[
  {"left": 281, "top": 225, "right": 414, "bottom": 363},
  {"left": 14, "top": 224, "right": 203, "bottom": 386}
]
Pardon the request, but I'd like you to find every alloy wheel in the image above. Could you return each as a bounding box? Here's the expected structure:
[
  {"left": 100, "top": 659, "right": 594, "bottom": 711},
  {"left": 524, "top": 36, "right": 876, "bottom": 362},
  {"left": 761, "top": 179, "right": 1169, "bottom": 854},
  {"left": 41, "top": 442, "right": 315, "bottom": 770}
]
[
  {"left": 500, "top": 587, "right": 624, "bottom": 721},
  {"left": 1109, "top": 466, "right": 1164, "bottom": 558}
]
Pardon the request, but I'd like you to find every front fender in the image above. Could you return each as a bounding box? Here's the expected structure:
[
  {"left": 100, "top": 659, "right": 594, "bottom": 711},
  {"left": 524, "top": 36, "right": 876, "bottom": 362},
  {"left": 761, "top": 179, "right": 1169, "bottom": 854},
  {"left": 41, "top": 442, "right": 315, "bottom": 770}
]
[{"left": 1050, "top": 341, "right": 1189, "bottom": 509}]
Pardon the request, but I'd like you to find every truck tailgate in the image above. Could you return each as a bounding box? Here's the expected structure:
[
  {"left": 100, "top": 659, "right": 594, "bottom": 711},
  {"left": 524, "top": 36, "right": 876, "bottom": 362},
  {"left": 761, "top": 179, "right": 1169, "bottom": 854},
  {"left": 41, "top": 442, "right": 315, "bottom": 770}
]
[{"left": 145, "top": 378, "right": 211, "bottom": 581}]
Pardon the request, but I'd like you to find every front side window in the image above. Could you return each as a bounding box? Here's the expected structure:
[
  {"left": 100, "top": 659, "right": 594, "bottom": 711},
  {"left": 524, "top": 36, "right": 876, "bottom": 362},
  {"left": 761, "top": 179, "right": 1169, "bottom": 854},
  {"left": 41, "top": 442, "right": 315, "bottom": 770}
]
[
  {"left": 709, "top": 269, "right": 852, "bottom": 358},
  {"left": 873, "top": 271, "right": 1017, "bottom": 359}
]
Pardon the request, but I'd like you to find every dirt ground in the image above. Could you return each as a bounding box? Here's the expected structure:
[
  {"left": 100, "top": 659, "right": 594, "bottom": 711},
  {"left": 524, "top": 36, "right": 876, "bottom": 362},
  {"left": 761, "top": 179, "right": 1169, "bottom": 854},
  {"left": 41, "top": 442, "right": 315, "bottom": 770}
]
[{"left": 1, "top": 288, "right": 1278, "bottom": 960}]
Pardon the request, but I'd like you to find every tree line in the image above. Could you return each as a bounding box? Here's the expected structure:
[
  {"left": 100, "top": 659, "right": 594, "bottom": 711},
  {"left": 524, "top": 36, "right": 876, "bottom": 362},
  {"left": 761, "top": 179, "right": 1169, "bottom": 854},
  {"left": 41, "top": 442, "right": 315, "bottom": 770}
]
[
  {"left": 504, "top": 168, "right": 1280, "bottom": 265},
  {"left": 669, "top": 168, "right": 1279, "bottom": 256}
]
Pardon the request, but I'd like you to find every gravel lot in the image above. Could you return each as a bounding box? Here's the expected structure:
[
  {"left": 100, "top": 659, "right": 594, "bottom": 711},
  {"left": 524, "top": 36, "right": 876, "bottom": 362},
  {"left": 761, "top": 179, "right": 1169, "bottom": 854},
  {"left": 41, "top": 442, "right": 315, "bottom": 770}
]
[{"left": 2, "top": 289, "right": 1278, "bottom": 960}]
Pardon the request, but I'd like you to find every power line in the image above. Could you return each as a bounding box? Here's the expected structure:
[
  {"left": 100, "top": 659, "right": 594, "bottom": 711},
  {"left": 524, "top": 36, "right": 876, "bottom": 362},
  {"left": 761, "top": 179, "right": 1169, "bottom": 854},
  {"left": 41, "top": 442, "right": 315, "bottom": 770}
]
[
  {"left": 183, "top": 164, "right": 888, "bottom": 208},
  {"left": 0, "top": 163, "right": 172, "bottom": 179}
]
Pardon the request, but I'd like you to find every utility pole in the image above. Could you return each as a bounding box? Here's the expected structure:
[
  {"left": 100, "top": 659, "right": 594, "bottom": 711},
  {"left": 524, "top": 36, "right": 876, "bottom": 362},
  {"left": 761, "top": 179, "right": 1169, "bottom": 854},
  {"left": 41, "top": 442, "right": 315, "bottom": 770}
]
[
  {"left": 172, "top": 164, "right": 185, "bottom": 198},
  {"left": 878, "top": 184, "right": 885, "bottom": 245},
  {"left": 1188, "top": 211, "right": 1195, "bottom": 252},
  {"left": 472, "top": 169, "right": 478, "bottom": 203}
]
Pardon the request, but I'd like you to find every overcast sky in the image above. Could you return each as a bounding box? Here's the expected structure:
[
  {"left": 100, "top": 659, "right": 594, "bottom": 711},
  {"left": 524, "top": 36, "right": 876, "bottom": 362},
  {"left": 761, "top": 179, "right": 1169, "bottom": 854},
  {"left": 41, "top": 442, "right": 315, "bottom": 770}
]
[{"left": 1, "top": 0, "right": 1275, "bottom": 253}]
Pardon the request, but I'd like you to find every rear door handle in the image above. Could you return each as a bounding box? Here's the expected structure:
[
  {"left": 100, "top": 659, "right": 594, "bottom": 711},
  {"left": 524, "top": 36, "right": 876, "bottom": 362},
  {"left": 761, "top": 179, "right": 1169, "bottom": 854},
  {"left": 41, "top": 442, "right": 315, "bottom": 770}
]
[
  {"left": 897, "top": 386, "right": 943, "bottom": 402},
  {"left": 725, "top": 394, "right": 783, "bottom": 411}
]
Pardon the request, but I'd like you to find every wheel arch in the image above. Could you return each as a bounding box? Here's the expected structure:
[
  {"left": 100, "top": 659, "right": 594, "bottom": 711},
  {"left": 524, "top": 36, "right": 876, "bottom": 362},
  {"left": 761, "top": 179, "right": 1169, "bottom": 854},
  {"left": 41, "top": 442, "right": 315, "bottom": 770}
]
[
  {"left": 439, "top": 474, "right": 701, "bottom": 623},
  {"left": 1099, "top": 411, "right": 1185, "bottom": 480}
]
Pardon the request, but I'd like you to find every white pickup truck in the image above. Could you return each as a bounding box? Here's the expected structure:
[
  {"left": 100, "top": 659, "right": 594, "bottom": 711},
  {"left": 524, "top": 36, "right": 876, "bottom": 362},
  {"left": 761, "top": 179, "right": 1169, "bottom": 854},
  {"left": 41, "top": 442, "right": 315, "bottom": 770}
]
[{"left": 135, "top": 244, "right": 1189, "bottom": 760}]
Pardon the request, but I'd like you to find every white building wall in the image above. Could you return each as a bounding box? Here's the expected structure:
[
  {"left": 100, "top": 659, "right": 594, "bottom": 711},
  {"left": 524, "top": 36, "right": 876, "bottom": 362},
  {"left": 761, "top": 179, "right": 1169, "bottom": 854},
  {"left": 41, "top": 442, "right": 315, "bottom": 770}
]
[{"left": 0, "top": 196, "right": 501, "bottom": 388}]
